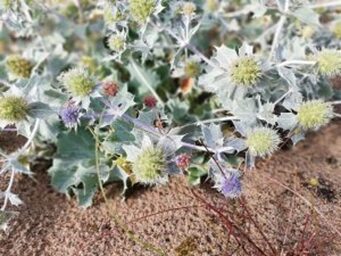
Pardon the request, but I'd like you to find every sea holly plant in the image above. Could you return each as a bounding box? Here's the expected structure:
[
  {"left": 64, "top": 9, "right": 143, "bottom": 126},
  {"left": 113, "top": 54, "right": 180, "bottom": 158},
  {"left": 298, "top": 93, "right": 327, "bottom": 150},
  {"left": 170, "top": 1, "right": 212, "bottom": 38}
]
[{"left": 0, "top": 0, "right": 341, "bottom": 230}]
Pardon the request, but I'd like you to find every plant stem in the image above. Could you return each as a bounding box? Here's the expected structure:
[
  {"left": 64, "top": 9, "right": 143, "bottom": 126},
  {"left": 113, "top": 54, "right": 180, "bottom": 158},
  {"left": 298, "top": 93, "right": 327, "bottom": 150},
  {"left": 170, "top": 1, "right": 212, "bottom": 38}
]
[
  {"left": 177, "top": 115, "right": 238, "bottom": 129},
  {"left": 308, "top": 1, "right": 341, "bottom": 9},
  {"left": 129, "top": 58, "right": 165, "bottom": 107},
  {"left": 277, "top": 60, "right": 316, "bottom": 67},
  {"left": 1, "top": 168, "right": 15, "bottom": 211},
  {"left": 269, "top": 15, "right": 287, "bottom": 61},
  {"left": 91, "top": 128, "right": 167, "bottom": 256},
  {"left": 186, "top": 43, "right": 222, "bottom": 70},
  {"left": 19, "top": 120, "right": 40, "bottom": 154}
]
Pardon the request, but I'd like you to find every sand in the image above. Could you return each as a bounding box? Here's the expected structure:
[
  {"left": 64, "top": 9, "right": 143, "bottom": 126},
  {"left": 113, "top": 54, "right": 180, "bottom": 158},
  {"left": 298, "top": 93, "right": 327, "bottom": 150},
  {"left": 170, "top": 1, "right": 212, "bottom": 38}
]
[{"left": 0, "top": 122, "right": 340, "bottom": 256}]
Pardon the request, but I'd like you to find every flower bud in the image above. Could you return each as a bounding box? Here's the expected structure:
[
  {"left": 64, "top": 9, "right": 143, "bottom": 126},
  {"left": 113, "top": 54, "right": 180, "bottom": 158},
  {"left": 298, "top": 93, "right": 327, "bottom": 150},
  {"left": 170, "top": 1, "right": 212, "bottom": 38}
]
[
  {"left": 332, "top": 22, "right": 341, "bottom": 39},
  {"left": 182, "top": 2, "right": 196, "bottom": 16},
  {"left": 6, "top": 55, "right": 33, "bottom": 79},
  {"left": 107, "top": 34, "right": 125, "bottom": 52},
  {"left": 58, "top": 68, "right": 96, "bottom": 97},
  {"left": 230, "top": 57, "right": 261, "bottom": 86},
  {"left": 184, "top": 60, "right": 201, "bottom": 78},
  {"left": 129, "top": 0, "right": 156, "bottom": 24},
  {"left": 144, "top": 95, "right": 157, "bottom": 108},
  {"left": 133, "top": 147, "right": 166, "bottom": 184},
  {"left": 316, "top": 49, "right": 341, "bottom": 77},
  {"left": 102, "top": 81, "right": 119, "bottom": 97},
  {"left": 246, "top": 127, "right": 281, "bottom": 157},
  {"left": 205, "top": 0, "right": 219, "bottom": 12},
  {"left": 104, "top": 6, "right": 124, "bottom": 25},
  {"left": 175, "top": 153, "right": 191, "bottom": 169},
  {"left": 0, "top": 96, "right": 28, "bottom": 122},
  {"left": 297, "top": 100, "right": 333, "bottom": 130}
]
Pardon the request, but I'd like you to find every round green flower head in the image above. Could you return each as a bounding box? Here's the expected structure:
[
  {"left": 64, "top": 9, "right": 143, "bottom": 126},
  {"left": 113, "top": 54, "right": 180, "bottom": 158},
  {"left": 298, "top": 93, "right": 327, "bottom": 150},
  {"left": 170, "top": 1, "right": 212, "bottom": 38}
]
[
  {"left": 107, "top": 35, "right": 125, "bottom": 52},
  {"left": 58, "top": 68, "right": 96, "bottom": 97},
  {"left": 0, "top": 0, "right": 13, "bottom": 10},
  {"left": 332, "top": 22, "right": 341, "bottom": 39},
  {"left": 132, "top": 146, "right": 167, "bottom": 184},
  {"left": 103, "top": 5, "right": 124, "bottom": 25},
  {"left": 246, "top": 127, "right": 281, "bottom": 157},
  {"left": 0, "top": 96, "right": 29, "bottom": 122},
  {"left": 316, "top": 49, "right": 341, "bottom": 77},
  {"left": 6, "top": 55, "right": 33, "bottom": 79},
  {"left": 230, "top": 57, "right": 262, "bottom": 86},
  {"left": 184, "top": 60, "right": 200, "bottom": 77},
  {"left": 297, "top": 100, "right": 333, "bottom": 130},
  {"left": 129, "top": 0, "right": 156, "bottom": 24},
  {"left": 205, "top": 0, "right": 219, "bottom": 12},
  {"left": 182, "top": 2, "right": 196, "bottom": 16}
]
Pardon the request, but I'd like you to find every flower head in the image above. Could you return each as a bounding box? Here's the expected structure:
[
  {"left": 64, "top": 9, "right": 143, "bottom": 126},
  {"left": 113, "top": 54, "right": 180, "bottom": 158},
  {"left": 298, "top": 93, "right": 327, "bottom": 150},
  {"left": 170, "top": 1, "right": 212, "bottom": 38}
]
[
  {"left": 132, "top": 146, "right": 167, "bottom": 184},
  {"left": 0, "top": 0, "right": 13, "bottom": 10},
  {"left": 59, "top": 101, "right": 80, "bottom": 129},
  {"left": 230, "top": 57, "right": 262, "bottom": 86},
  {"left": 246, "top": 127, "right": 281, "bottom": 157},
  {"left": 58, "top": 67, "right": 96, "bottom": 97},
  {"left": 129, "top": 0, "right": 156, "bottom": 24},
  {"left": 103, "top": 81, "right": 119, "bottom": 97},
  {"left": 175, "top": 153, "right": 191, "bottom": 170},
  {"left": 216, "top": 173, "right": 242, "bottom": 198},
  {"left": 0, "top": 96, "right": 28, "bottom": 123},
  {"left": 6, "top": 55, "right": 33, "bottom": 79},
  {"left": 107, "top": 34, "right": 125, "bottom": 52},
  {"left": 297, "top": 100, "right": 333, "bottom": 130},
  {"left": 182, "top": 2, "right": 196, "bottom": 16},
  {"left": 144, "top": 95, "right": 157, "bottom": 108},
  {"left": 103, "top": 4, "right": 124, "bottom": 25},
  {"left": 184, "top": 59, "right": 201, "bottom": 78},
  {"left": 205, "top": 0, "right": 219, "bottom": 12},
  {"left": 316, "top": 49, "right": 341, "bottom": 77},
  {"left": 199, "top": 44, "right": 264, "bottom": 96},
  {"left": 332, "top": 22, "right": 341, "bottom": 39}
]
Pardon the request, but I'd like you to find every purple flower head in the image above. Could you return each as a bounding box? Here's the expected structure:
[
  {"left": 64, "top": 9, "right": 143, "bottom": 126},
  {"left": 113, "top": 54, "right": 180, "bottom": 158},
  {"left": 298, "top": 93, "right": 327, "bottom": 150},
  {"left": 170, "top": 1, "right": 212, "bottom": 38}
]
[
  {"left": 214, "top": 171, "right": 242, "bottom": 198},
  {"left": 59, "top": 101, "right": 80, "bottom": 129}
]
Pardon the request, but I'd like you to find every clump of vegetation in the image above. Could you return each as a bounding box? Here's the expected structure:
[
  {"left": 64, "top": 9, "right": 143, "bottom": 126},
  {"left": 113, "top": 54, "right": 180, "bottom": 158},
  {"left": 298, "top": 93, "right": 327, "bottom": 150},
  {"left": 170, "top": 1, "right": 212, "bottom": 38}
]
[{"left": 0, "top": 0, "right": 340, "bottom": 234}]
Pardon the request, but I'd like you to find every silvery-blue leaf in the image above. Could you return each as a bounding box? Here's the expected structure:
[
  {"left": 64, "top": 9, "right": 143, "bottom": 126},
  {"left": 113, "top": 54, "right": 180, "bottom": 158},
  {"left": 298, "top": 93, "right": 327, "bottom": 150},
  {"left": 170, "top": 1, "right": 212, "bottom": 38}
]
[
  {"left": 277, "top": 66, "right": 297, "bottom": 88},
  {"left": 112, "top": 165, "right": 130, "bottom": 194},
  {"left": 6, "top": 192, "right": 23, "bottom": 207},
  {"left": 157, "top": 133, "right": 184, "bottom": 155},
  {"left": 201, "top": 123, "right": 223, "bottom": 149},
  {"left": 282, "top": 90, "right": 303, "bottom": 111},
  {"left": 28, "top": 102, "right": 55, "bottom": 119},
  {"left": 9, "top": 159, "right": 33, "bottom": 175},
  {"left": 291, "top": 7, "right": 320, "bottom": 26},
  {"left": 224, "top": 138, "right": 247, "bottom": 153},
  {"left": 258, "top": 102, "right": 277, "bottom": 124},
  {"left": 245, "top": 151, "right": 255, "bottom": 169},
  {"left": 291, "top": 133, "right": 305, "bottom": 145},
  {"left": 277, "top": 112, "right": 298, "bottom": 130},
  {"left": 127, "top": 59, "right": 160, "bottom": 96}
]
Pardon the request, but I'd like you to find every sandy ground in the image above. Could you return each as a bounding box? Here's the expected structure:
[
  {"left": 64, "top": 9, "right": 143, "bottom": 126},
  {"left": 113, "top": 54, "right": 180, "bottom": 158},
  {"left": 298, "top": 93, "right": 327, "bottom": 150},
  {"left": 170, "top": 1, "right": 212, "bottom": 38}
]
[{"left": 0, "top": 121, "right": 340, "bottom": 256}]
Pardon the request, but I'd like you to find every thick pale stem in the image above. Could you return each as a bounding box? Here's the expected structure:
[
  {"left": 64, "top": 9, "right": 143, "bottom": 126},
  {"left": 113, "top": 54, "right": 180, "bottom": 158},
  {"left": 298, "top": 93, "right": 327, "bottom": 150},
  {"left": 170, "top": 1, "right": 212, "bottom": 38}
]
[
  {"left": 178, "top": 116, "right": 238, "bottom": 129},
  {"left": 278, "top": 60, "right": 316, "bottom": 67},
  {"left": 308, "top": 1, "right": 341, "bottom": 9},
  {"left": 1, "top": 168, "right": 15, "bottom": 211},
  {"left": 269, "top": 15, "right": 287, "bottom": 61}
]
